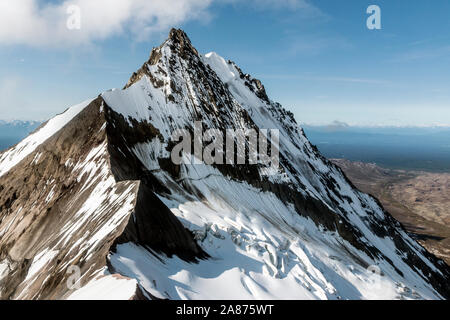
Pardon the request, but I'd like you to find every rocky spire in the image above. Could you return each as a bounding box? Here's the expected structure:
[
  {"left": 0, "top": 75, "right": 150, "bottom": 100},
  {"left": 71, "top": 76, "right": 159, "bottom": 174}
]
[{"left": 125, "top": 28, "right": 200, "bottom": 89}]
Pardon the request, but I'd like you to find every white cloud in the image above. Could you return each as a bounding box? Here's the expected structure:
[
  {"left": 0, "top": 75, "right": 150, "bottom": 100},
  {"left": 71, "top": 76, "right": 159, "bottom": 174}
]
[
  {"left": 0, "top": 0, "right": 320, "bottom": 47},
  {"left": 0, "top": 0, "right": 213, "bottom": 47}
]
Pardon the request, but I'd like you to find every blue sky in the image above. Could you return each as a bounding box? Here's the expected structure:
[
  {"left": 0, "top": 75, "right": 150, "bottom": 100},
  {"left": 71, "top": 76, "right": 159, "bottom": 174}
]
[{"left": 0, "top": 0, "right": 449, "bottom": 126}]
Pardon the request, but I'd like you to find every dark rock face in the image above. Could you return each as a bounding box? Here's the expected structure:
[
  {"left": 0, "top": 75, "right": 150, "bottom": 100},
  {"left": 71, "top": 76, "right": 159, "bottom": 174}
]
[
  {"left": 104, "top": 104, "right": 207, "bottom": 261},
  {"left": 0, "top": 98, "right": 125, "bottom": 299},
  {"left": 113, "top": 183, "right": 207, "bottom": 262}
]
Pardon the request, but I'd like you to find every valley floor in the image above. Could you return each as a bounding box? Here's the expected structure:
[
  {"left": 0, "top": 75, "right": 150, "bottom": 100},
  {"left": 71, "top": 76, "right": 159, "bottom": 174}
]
[{"left": 332, "top": 159, "right": 450, "bottom": 265}]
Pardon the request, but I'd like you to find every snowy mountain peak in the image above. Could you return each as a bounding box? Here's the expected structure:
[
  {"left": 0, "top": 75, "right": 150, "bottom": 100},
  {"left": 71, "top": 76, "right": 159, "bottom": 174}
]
[{"left": 1, "top": 29, "right": 449, "bottom": 300}]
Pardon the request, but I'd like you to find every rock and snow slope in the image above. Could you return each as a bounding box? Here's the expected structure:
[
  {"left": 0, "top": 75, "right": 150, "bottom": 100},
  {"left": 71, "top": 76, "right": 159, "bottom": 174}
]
[{"left": 0, "top": 29, "right": 449, "bottom": 300}]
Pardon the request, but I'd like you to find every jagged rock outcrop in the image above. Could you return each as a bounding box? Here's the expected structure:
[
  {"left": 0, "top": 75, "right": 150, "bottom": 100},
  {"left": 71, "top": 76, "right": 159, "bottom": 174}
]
[{"left": 0, "top": 97, "right": 205, "bottom": 300}]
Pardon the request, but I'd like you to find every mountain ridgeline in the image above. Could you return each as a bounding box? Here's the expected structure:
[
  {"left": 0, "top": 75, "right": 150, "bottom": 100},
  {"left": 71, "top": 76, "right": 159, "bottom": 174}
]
[{"left": 0, "top": 29, "right": 449, "bottom": 300}]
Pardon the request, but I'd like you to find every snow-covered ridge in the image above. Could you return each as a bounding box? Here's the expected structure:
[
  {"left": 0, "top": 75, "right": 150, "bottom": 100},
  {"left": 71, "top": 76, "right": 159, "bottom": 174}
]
[
  {"left": 0, "top": 99, "right": 93, "bottom": 177},
  {"left": 203, "top": 52, "right": 238, "bottom": 84},
  {"left": 0, "top": 98, "right": 145, "bottom": 299}
]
